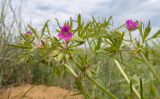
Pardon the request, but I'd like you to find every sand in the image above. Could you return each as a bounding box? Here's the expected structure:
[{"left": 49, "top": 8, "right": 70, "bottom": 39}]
[{"left": 0, "top": 84, "right": 83, "bottom": 99}]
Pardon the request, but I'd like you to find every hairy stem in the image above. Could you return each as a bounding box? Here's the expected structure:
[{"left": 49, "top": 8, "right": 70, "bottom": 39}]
[
  {"left": 129, "top": 31, "right": 137, "bottom": 48},
  {"left": 114, "top": 59, "right": 141, "bottom": 99},
  {"left": 139, "top": 53, "right": 160, "bottom": 84},
  {"left": 87, "top": 74, "right": 117, "bottom": 99}
]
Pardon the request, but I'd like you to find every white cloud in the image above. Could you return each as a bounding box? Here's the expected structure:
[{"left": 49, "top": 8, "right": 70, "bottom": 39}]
[{"left": 17, "top": 0, "right": 160, "bottom": 29}]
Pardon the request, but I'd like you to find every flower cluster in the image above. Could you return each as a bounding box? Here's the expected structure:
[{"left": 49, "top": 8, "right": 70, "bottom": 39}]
[
  {"left": 24, "top": 20, "right": 139, "bottom": 49},
  {"left": 126, "top": 20, "right": 139, "bottom": 31},
  {"left": 57, "top": 25, "right": 73, "bottom": 42},
  {"left": 25, "top": 31, "right": 32, "bottom": 36}
]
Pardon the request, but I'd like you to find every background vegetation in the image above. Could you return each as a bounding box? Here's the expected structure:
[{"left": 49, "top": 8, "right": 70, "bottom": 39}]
[{"left": 1, "top": 0, "right": 160, "bottom": 99}]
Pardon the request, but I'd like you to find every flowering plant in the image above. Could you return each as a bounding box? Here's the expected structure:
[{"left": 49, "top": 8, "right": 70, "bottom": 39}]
[{"left": 10, "top": 15, "right": 160, "bottom": 98}]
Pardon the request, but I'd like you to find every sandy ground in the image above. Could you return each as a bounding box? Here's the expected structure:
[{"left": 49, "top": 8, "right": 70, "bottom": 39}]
[{"left": 0, "top": 84, "right": 83, "bottom": 99}]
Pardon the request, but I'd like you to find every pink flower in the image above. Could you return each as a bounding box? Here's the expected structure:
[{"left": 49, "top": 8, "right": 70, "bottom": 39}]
[
  {"left": 60, "top": 25, "right": 70, "bottom": 33},
  {"left": 25, "top": 31, "right": 32, "bottom": 36},
  {"left": 57, "top": 25, "right": 73, "bottom": 42},
  {"left": 126, "top": 20, "right": 139, "bottom": 31}
]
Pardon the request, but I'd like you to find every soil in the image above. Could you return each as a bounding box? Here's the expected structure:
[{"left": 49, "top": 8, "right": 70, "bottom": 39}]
[{"left": 0, "top": 84, "right": 83, "bottom": 99}]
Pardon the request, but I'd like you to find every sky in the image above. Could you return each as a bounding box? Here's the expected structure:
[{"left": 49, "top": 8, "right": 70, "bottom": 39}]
[{"left": 2, "top": 0, "right": 160, "bottom": 32}]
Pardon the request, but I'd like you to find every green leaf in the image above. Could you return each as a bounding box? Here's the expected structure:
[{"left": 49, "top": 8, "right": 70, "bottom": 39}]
[
  {"left": 19, "top": 32, "right": 30, "bottom": 44},
  {"left": 104, "top": 16, "right": 112, "bottom": 27},
  {"left": 138, "top": 22, "right": 143, "bottom": 38},
  {"left": 55, "top": 18, "right": 61, "bottom": 28},
  {"left": 130, "top": 80, "right": 134, "bottom": 98},
  {"left": 41, "top": 20, "right": 49, "bottom": 38},
  {"left": 135, "top": 39, "right": 141, "bottom": 48},
  {"left": 70, "top": 92, "right": 82, "bottom": 96},
  {"left": 54, "top": 53, "right": 64, "bottom": 62},
  {"left": 72, "top": 36, "right": 84, "bottom": 42},
  {"left": 140, "top": 78, "right": 144, "bottom": 99},
  {"left": 150, "top": 82, "right": 156, "bottom": 96},
  {"left": 86, "top": 70, "right": 92, "bottom": 78},
  {"left": 48, "top": 50, "right": 60, "bottom": 57},
  {"left": 94, "top": 37, "right": 102, "bottom": 52},
  {"left": 151, "top": 30, "right": 160, "bottom": 38},
  {"left": 147, "top": 30, "right": 160, "bottom": 41},
  {"left": 52, "top": 65, "right": 62, "bottom": 76},
  {"left": 8, "top": 44, "right": 30, "bottom": 49},
  {"left": 84, "top": 22, "right": 91, "bottom": 31},
  {"left": 78, "top": 14, "right": 81, "bottom": 27},
  {"left": 143, "top": 21, "right": 151, "bottom": 41},
  {"left": 46, "top": 23, "right": 52, "bottom": 37},
  {"left": 77, "top": 14, "right": 83, "bottom": 37},
  {"left": 95, "top": 49, "right": 106, "bottom": 54},
  {"left": 69, "top": 17, "right": 73, "bottom": 29},
  {"left": 28, "top": 25, "right": 40, "bottom": 39},
  {"left": 64, "top": 64, "right": 78, "bottom": 78}
]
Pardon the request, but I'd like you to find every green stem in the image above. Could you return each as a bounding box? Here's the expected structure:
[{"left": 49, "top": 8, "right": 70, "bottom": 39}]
[
  {"left": 139, "top": 53, "right": 160, "bottom": 84},
  {"left": 76, "top": 78, "right": 90, "bottom": 99},
  {"left": 87, "top": 39, "right": 93, "bottom": 52},
  {"left": 114, "top": 59, "right": 141, "bottom": 99},
  {"left": 129, "top": 31, "right": 136, "bottom": 48},
  {"left": 87, "top": 74, "right": 117, "bottom": 99}
]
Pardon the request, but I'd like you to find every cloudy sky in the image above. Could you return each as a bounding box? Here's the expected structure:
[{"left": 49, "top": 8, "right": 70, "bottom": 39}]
[{"left": 5, "top": 0, "right": 160, "bottom": 31}]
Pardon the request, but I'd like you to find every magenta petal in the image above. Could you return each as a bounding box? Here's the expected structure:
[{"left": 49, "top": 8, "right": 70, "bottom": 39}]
[
  {"left": 67, "top": 32, "right": 73, "bottom": 37},
  {"left": 25, "top": 31, "right": 32, "bottom": 35},
  {"left": 133, "top": 22, "right": 139, "bottom": 27},
  {"left": 63, "top": 32, "right": 73, "bottom": 41},
  {"left": 57, "top": 32, "right": 73, "bottom": 41},
  {"left": 57, "top": 33, "right": 65, "bottom": 39},
  {"left": 57, "top": 25, "right": 73, "bottom": 42},
  {"left": 126, "top": 19, "right": 139, "bottom": 31},
  {"left": 61, "top": 25, "right": 70, "bottom": 33}
]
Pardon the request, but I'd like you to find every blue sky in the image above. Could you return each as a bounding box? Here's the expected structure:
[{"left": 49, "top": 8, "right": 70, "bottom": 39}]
[{"left": 8, "top": 0, "right": 160, "bottom": 31}]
